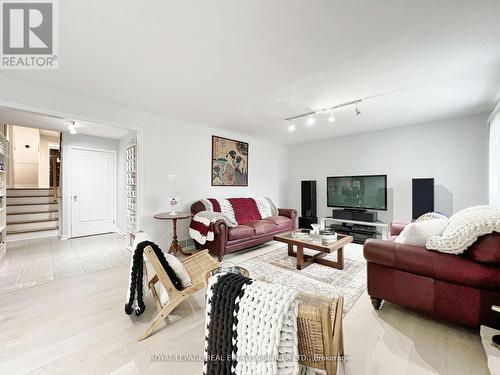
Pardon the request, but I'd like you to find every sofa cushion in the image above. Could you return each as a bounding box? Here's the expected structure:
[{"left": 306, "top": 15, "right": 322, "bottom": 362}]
[
  {"left": 228, "top": 225, "right": 255, "bottom": 241},
  {"left": 468, "top": 233, "right": 500, "bottom": 265},
  {"left": 250, "top": 220, "right": 277, "bottom": 236},
  {"left": 265, "top": 215, "right": 292, "bottom": 231}
]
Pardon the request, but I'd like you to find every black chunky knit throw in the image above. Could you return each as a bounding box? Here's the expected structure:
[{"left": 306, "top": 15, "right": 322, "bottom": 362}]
[
  {"left": 204, "top": 273, "right": 253, "bottom": 375},
  {"left": 124, "top": 240, "right": 182, "bottom": 316}
]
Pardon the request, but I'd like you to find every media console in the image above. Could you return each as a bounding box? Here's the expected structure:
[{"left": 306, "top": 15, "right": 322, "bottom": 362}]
[{"left": 320, "top": 217, "right": 389, "bottom": 244}]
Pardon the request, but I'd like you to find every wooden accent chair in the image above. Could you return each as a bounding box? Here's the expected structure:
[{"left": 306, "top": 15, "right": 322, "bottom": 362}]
[
  {"left": 138, "top": 248, "right": 219, "bottom": 341},
  {"left": 297, "top": 295, "right": 345, "bottom": 375}
]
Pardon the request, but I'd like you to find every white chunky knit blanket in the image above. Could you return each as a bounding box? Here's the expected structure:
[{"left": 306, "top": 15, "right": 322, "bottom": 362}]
[
  {"left": 204, "top": 273, "right": 299, "bottom": 375},
  {"left": 426, "top": 205, "right": 500, "bottom": 254}
]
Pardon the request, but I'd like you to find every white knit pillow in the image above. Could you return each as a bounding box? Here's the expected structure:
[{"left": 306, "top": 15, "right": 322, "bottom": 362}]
[
  {"left": 164, "top": 253, "right": 192, "bottom": 288},
  {"left": 395, "top": 218, "right": 449, "bottom": 246},
  {"left": 416, "top": 212, "right": 448, "bottom": 222},
  {"left": 426, "top": 206, "right": 500, "bottom": 254}
]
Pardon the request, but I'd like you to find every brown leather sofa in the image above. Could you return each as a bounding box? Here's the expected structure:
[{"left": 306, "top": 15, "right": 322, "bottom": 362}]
[
  {"left": 364, "top": 222, "right": 500, "bottom": 329},
  {"left": 191, "top": 200, "right": 297, "bottom": 260}
]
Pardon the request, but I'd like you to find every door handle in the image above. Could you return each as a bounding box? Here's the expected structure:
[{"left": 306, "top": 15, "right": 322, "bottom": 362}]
[{"left": 73, "top": 195, "right": 78, "bottom": 202}]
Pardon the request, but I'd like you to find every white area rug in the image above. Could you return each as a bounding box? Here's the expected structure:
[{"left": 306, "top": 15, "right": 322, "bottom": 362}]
[
  {"left": 239, "top": 243, "right": 366, "bottom": 315},
  {"left": 0, "top": 233, "right": 129, "bottom": 294}
]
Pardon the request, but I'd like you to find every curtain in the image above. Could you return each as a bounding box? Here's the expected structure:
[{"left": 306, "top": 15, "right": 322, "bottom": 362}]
[{"left": 490, "top": 110, "right": 500, "bottom": 206}]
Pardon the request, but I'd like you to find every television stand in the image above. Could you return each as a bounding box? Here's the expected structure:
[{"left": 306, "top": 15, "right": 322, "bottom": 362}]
[{"left": 320, "top": 217, "right": 389, "bottom": 244}]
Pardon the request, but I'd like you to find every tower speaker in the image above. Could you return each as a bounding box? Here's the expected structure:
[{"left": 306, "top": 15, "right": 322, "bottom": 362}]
[
  {"left": 412, "top": 178, "right": 434, "bottom": 220},
  {"left": 301, "top": 180, "right": 317, "bottom": 218}
]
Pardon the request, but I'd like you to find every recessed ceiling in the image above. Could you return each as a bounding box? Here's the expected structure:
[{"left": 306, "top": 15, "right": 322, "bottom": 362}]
[
  {"left": 1, "top": 0, "right": 499, "bottom": 145},
  {"left": 0, "top": 106, "right": 130, "bottom": 139}
]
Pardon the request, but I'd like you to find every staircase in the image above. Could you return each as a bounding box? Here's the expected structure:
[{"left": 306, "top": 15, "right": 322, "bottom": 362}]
[{"left": 6, "top": 188, "right": 59, "bottom": 241}]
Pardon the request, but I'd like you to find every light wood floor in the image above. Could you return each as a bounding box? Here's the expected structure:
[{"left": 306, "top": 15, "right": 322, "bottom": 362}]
[
  {"left": 0, "top": 241, "right": 488, "bottom": 374},
  {"left": 0, "top": 233, "right": 129, "bottom": 294}
]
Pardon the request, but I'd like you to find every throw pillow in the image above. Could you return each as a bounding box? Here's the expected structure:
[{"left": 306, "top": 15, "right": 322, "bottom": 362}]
[
  {"left": 159, "top": 254, "right": 193, "bottom": 306},
  {"left": 164, "top": 253, "right": 192, "bottom": 288},
  {"left": 416, "top": 212, "right": 448, "bottom": 222},
  {"left": 426, "top": 205, "right": 500, "bottom": 254},
  {"left": 395, "top": 218, "right": 449, "bottom": 246}
]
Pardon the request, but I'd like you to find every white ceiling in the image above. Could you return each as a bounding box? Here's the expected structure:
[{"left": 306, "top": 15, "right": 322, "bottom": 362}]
[
  {"left": 1, "top": 0, "right": 500, "bottom": 145},
  {"left": 0, "top": 107, "right": 130, "bottom": 139}
]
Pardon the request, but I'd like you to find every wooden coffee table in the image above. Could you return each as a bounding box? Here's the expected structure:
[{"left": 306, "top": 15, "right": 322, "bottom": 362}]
[{"left": 273, "top": 231, "right": 353, "bottom": 270}]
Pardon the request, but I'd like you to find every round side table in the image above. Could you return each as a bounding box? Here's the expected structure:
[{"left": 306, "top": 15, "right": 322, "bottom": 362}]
[{"left": 154, "top": 211, "right": 193, "bottom": 256}]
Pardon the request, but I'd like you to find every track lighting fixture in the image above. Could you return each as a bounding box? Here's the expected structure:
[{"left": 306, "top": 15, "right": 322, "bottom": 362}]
[
  {"left": 68, "top": 123, "right": 77, "bottom": 134},
  {"left": 285, "top": 99, "right": 362, "bottom": 123},
  {"left": 287, "top": 123, "right": 296, "bottom": 132},
  {"left": 355, "top": 103, "right": 361, "bottom": 116},
  {"left": 328, "top": 111, "right": 335, "bottom": 123}
]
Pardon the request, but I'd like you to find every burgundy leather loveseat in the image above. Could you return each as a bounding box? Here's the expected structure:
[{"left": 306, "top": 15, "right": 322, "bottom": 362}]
[
  {"left": 364, "top": 222, "right": 500, "bottom": 329},
  {"left": 191, "top": 200, "right": 297, "bottom": 261}
]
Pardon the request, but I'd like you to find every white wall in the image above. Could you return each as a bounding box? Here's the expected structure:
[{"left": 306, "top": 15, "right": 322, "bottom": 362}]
[
  {"left": 61, "top": 133, "right": 118, "bottom": 237},
  {"left": 39, "top": 135, "right": 59, "bottom": 187},
  {"left": 0, "top": 76, "right": 288, "bottom": 248},
  {"left": 140, "top": 123, "right": 288, "bottom": 248},
  {"left": 287, "top": 114, "right": 490, "bottom": 223},
  {"left": 11, "top": 126, "right": 40, "bottom": 187}
]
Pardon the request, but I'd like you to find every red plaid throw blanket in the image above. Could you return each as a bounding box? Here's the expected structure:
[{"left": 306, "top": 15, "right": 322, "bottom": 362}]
[{"left": 189, "top": 197, "right": 278, "bottom": 244}]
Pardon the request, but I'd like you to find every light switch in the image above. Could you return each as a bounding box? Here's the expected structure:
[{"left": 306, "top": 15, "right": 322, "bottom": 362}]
[{"left": 168, "top": 174, "right": 176, "bottom": 182}]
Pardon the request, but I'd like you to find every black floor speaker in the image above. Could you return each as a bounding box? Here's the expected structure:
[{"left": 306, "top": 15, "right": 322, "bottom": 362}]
[
  {"left": 301, "top": 180, "right": 317, "bottom": 218},
  {"left": 412, "top": 178, "right": 434, "bottom": 220}
]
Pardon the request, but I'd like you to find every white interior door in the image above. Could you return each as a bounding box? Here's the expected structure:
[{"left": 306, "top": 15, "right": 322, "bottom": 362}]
[{"left": 71, "top": 148, "right": 116, "bottom": 237}]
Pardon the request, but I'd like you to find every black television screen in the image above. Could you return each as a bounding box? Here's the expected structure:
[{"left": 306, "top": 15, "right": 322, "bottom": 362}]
[{"left": 327, "top": 175, "right": 387, "bottom": 210}]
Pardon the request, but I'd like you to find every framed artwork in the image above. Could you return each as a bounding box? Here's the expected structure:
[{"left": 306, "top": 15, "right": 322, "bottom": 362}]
[{"left": 211, "top": 135, "right": 248, "bottom": 186}]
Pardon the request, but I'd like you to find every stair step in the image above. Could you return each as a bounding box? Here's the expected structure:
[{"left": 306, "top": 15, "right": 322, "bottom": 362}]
[
  {"left": 8, "top": 194, "right": 55, "bottom": 198},
  {"left": 7, "top": 209, "right": 58, "bottom": 215},
  {"left": 7, "top": 229, "right": 59, "bottom": 242},
  {"left": 8, "top": 219, "right": 58, "bottom": 232},
  {"left": 7, "top": 188, "right": 54, "bottom": 197},
  {"left": 7, "top": 225, "right": 59, "bottom": 235},
  {"left": 7, "top": 212, "right": 58, "bottom": 223},
  {"left": 7, "top": 203, "right": 58, "bottom": 214},
  {"left": 7, "top": 188, "right": 52, "bottom": 189},
  {"left": 7, "top": 202, "right": 58, "bottom": 206},
  {"left": 7, "top": 218, "right": 58, "bottom": 225},
  {"left": 7, "top": 196, "right": 57, "bottom": 205}
]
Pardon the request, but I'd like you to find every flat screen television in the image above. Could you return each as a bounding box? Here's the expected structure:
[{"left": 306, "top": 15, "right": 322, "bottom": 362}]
[{"left": 327, "top": 175, "right": 387, "bottom": 211}]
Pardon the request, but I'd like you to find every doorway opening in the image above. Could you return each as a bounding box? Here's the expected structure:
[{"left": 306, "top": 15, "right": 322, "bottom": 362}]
[{"left": 0, "top": 105, "right": 142, "bottom": 292}]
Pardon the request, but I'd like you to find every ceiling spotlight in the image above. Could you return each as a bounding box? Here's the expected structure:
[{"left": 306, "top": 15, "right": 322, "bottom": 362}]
[
  {"left": 355, "top": 103, "right": 361, "bottom": 116},
  {"left": 70, "top": 128, "right": 77, "bottom": 135},
  {"left": 68, "top": 124, "right": 77, "bottom": 134},
  {"left": 73, "top": 120, "right": 81, "bottom": 128},
  {"left": 328, "top": 111, "right": 336, "bottom": 123},
  {"left": 287, "top": 123, "right": 296, "bottom": 133},
  {"left": 306, "top": 116, "right": 315, "bottom": 126}
]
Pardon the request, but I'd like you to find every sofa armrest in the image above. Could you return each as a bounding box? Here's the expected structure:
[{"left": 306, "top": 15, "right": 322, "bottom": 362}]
[
  {"left": 278, "top": 208, "right": 297, "bottom": 229},
  {"left": 390, "top": 221, "right": 409, "bottom": 236},
  {"left": 364, "top": 238, "right": 433, "bottom": 276},
  {"left": 213, "top": 219, "right": 228, "bottom": 239}
]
